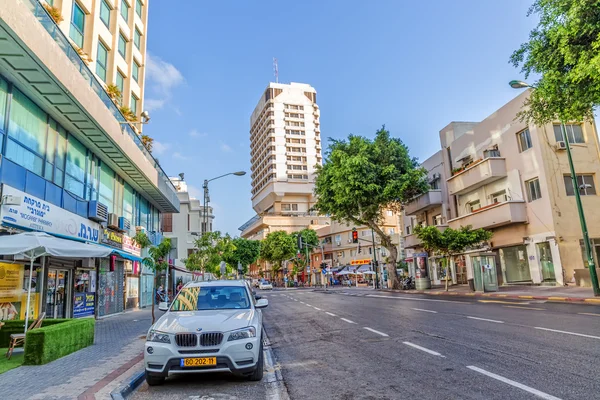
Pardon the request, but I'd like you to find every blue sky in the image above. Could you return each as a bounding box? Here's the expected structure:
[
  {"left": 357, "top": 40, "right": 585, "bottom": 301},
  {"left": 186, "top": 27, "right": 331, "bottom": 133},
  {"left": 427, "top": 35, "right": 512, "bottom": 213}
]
[{"left": 141, "top": 0, "right": 588, "bottom": 236}]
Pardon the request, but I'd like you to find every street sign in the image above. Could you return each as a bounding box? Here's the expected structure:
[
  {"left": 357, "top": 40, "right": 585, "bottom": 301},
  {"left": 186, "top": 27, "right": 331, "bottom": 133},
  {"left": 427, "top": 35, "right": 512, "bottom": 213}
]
[{"left": 351, "top": 259, "right": 371, "bottom": 265}]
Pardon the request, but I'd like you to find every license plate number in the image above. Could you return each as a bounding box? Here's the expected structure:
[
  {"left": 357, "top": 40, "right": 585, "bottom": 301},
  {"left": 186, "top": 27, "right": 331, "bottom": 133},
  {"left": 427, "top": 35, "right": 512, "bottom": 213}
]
[{"left": 180, "top": 357, "right": 217, "bottom": 367}]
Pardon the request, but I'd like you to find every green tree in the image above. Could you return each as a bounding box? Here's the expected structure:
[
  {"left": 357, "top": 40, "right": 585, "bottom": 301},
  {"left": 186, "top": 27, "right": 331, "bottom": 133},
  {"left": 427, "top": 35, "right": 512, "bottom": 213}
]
[
  {"left": 134, "top": 232, "right": 172, "bottom": 323},
  {"left": 314, "top": 127, "right": 428, "bottom": 289},
  {"left": 510, "top": 0, "right": 600, "bottom": 124},
  {"left": 184, "top": 231, "right": 236, "bottom": 278},
  {"left": 414, "top": 225, "right": 493, "bottom": 291},
  {"left": 259, "top": 231, "right": 296, "bottom": 284},
  {"left": 291, "top": 229, "right": 320, "bottom": 273},
  {"left": 223, "top": 238, "right": 261, "bottom": 276}
]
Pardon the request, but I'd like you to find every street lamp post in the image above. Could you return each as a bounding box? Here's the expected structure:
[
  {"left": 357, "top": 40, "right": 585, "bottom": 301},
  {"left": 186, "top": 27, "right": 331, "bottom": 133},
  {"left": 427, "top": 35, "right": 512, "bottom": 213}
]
[
  {"left": 509, "top": 80, "right": 599, "bottom": 295},
  {"left": 202, "top": 171, "right": 246, "bottom": 234}
]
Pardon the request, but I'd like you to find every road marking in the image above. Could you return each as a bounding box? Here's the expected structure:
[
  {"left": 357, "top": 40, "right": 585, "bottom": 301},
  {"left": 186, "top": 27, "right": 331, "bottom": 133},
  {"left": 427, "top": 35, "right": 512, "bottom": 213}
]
[
  {"left": 363, "top": 327, "right": 389, "bottom": 337},
  {"left": 578, "top": 312, "right": 600, "bottom": 317},
  {"left": 313, "top": 307, "right": 322, "bottom": 311},
  {"left": 299, "top": 301, "right": 305, "bottom": 304},
  {"left": 466, "top": 316, "right": 504, "bottom": 323},
  {"left": 467, "top": 366, "right": 562, "bottom": 400},
  {"left": 411, "top": 308, "right": 438, "bottom": 313},
  {"left": 503, "top": 305, "right": 545, "bottom": 311},
  {"left": 403, "top": 342, "right": 445, "bottom": 357},
  {"left": 305, "top": 304, "right": 313, "bottom": 307},
  {"left": 293, "top": 299, "right": 298, "bottom": 302},
  {"left": 366, "top": 294, "right": 464, "bottom": 304},
  {"left": 325, "top": 312, "right": 336, "bottom": 317},
  {"left": 340, "top": 318, "right": 356, "bottom": 324},
  {"left": 478, "top": 300, "right": 530, "bottom": 305},
  {"left": 534, "top": 326, "right": 600, "bottom": 340}
]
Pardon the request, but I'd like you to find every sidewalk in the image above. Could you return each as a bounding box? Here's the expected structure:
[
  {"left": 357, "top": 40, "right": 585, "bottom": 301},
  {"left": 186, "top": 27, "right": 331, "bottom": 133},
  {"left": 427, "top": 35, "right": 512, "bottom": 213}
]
[
  {"left": 383, "top": 283, "right": 600, "bottom": 304},
  {"left": 0, "top": 309, "right": 155, "bottom": 400}
]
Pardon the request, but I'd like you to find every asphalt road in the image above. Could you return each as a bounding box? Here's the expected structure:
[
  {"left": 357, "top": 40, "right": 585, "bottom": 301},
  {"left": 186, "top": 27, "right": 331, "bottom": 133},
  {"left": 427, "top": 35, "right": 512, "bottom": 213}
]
[{"left": 131, "top": 287, "right": 600, "bottom": 400}]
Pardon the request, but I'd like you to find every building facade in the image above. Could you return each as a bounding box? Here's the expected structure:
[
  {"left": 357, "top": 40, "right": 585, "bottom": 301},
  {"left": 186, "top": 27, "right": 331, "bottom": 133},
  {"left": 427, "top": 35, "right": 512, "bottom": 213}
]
[
  {"left": 401, "top": 90, "right": 600, "bottom": 288},
  {"left": 0, "top": 0, "right": 178, "bottom": 321}
]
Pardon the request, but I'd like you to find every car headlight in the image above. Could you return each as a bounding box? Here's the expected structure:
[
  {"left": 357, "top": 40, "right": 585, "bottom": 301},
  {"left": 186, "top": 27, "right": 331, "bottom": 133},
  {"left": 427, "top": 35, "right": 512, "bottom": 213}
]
[
  {"left": 227, "top": 327, "right": 257, "bottom": 341},
  {"left": 147, "top": 330, "right": 171, "bottom": 344}
]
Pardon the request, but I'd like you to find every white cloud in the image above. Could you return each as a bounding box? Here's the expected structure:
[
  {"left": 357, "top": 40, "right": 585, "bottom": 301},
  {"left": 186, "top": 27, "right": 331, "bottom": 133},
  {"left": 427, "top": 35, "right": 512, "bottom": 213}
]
[
  {"left": 153, "top": 141, "right": 170, "bottom": 155},
  {"left": 173, "top": 152, "right": 189, "bottom": 160},
  {"left": 144, "top": 53, "right": 184, "bottom": 111},
  {"left": 189, "top": 129, "right": 207, "bottom": 138},
  {"left": 220, "top": 143, "right": 233, "bottom": 152}
]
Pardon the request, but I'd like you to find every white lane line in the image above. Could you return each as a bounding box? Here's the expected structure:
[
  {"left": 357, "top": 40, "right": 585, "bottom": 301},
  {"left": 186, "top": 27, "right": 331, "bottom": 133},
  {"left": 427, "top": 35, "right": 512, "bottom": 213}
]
[
  {"left": 366, "top": 294, "right": 464, "bottom": 304},
  {"left": 467, "top": 366, "right": 562, "bottom": 400},
  {"left": 293, "top": 299, "right": 298, "bottom": 302},
  {"left": 403, "top": 341, "right": 445, "bottom": 357},
  {"left": 313, "top": 307, "right": 322, "bottom": 311},
  {"left": 325, "top": 312, "right": 336, "bottom": 317},
  {"left": 363, "top": 327, "right": 389, "bottom": 337},
  {"left": 578, "top": 312, "right": 600, "bottom": 317},
  {"left": 534, "top": 326, "right": 600, "bottom": 340},
  {"left": 305, "top": 304, "right": 313, "bottom": 307},
  {"left": 299, "top": 301, "right": 305, "bottom": 304},
  {"left": 467, "top": 316, "right": 504, "bottom": 324},
  {"left": 411, "top": 308, "right": 438, "bottom": 313},
  {"left": 340, "top": 318, "right": 356, "bottom": 324}
]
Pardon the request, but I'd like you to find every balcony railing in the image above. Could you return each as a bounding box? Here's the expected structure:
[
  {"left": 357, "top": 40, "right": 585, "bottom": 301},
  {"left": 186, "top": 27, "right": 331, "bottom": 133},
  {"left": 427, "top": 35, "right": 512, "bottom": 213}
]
[
  {"left": 447, "top": 157, "right": 507, "bottom": 196},
  {"left": 447, "top": 201, "right": 527, "bottom": 230},
  {"left": 25, "top": 0, "right": 178, "bottom": 208},
  {"left": 404, "top": 190, "right": 443, "bottom": 216}
]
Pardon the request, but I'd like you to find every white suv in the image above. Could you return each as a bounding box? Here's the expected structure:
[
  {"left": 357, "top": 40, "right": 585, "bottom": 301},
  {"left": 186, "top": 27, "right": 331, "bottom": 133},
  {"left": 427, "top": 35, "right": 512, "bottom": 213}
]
[{"left": 144, "top": 280, "right": 269, "bottom": 385}]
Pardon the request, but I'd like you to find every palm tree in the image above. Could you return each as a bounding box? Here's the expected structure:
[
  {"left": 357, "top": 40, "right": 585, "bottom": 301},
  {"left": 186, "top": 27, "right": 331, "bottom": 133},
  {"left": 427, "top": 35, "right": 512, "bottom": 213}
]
[{"left": 106, "top": 84, "right": 122, "bottom": 105}]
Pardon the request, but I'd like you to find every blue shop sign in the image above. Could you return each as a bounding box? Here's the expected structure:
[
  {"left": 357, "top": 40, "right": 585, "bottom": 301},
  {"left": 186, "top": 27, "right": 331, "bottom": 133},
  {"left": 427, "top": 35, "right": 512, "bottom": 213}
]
[{"left": 73, "top": 292, "right": 95, "bottom": 318}]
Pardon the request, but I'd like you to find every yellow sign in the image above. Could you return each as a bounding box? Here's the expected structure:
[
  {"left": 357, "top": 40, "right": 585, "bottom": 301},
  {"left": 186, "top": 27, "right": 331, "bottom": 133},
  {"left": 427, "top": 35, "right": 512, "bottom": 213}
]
[
  {"left": 0, "top": 262, "right": 39, "bottom": 321},
  {"left": 351, "top": 259, "right": 371, "bottom": 265}
]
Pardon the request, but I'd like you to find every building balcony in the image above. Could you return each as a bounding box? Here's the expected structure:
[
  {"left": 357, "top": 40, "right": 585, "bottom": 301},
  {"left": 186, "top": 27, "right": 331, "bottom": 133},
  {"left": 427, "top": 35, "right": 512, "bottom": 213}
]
[
  {"left": 447, "top": 201, "right": 527, "bottom": 230},
  {"left": 404, "top": 190, "right": 443, "bottom": 216},
  {"left": 447, "top": 158, "right": 507, "bottom": 196}
]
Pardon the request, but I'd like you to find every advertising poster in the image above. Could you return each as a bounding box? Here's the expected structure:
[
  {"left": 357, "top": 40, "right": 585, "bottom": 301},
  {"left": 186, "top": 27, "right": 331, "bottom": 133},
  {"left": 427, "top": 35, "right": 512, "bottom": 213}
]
[
  {"left": 73, "top": 292, "right": 95, "bottom": 318},
  {"left": 0, "top": 262, "right": 39, "bottom": 321}
]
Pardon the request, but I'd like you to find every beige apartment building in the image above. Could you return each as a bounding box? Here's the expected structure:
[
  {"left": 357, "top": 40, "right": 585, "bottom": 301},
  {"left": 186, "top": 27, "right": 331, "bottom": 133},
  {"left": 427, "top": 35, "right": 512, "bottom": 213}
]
[
  {"left": 402, "top": 90, "right": 600, "bottom": 288},
  {"left": 240, "top": 82, "right": 327, "bottom": 241},
  {"left": 43, "top": 0, "right": 148, "bottom": 121}
]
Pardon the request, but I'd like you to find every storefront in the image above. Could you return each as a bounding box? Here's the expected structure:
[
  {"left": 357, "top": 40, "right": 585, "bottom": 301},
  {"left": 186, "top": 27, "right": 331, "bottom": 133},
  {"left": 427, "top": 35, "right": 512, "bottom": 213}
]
[
  {"left": 499, "top": 245, "right": 532, "bottom": 283},
  {"left": 0, "top": 261, "right": 41, "bottom": 321}
]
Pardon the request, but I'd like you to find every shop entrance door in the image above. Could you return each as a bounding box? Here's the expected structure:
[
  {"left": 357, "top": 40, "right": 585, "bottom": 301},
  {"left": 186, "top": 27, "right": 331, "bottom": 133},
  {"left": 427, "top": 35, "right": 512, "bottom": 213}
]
[{"left": 46, "top": 269, "right": 70, "bottom": 318}]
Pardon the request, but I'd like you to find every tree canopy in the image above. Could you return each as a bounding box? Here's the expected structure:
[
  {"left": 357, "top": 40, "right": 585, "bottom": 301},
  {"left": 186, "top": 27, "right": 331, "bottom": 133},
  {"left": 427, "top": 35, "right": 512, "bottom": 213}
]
[
  {"left": 260, "top": 231, "right": 297, "bottom": 279},
  {"left": 314, "top": 127, "right": 428, "bottom": 288},
  {"left": 223, "top": 237, "right": 261, "bottom": 275},
  {"left": 414, "top": 225, "right": 493, "bottom": 257},
  {"left": 510, "top": 0, "right": 600, "bottom": 124},
  {"left": 291, "top": 228, "right": 319, "bottom": 270},
  {"left": 184, "top": 231, "right": 235, "bottom": 277}
]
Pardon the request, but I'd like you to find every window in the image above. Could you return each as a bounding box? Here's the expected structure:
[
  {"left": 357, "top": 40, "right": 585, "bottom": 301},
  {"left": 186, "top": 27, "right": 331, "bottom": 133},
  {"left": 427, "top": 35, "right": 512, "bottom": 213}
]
[
  {"left": 430, "top": 178, "right": 440, "bottom": 190},
  {"left": 118, "top": 32, "right": 127, "bottom": 57},
  {"left": 553, "top": 124, "right": 585, "bottom": 144},
  {"left": 517, "top": 128, "right": 532, "bottom": 152},
  {"left": 135, "top": 0, "right": 142, "bottom": 17},
  {"left": 468, "top": 200, "right": 481, "bottom": 213},
  {"left": 132, "top": 60, "right": 139, "bottom": 82},
  {"left": 281, "top": 204, "right": 290, "bottom": 211},
  {"left": 6, "top": 88, "right": 48, "bottom": 176},
  {"left": 433, "top": 214, "right": 443, "bottom": 226},
  {"left": 99, "top": 162, "right": 115, "bottom": 212},
  {"left": 161, "top": 213, "right": 172, "bottom": 232},
  {"left": 387, "top": 210, "right": 393, "bottom": 216},
  {"left": 292, "top": 204, "right": 298, "bottom": 211},
  {"left": 96, "top": 41, "right": 108, "bottom": 82},
  {"left": 388, "top": 228, "right": 395, "bottom": 235},
  {"left": 70, "top": 2, "right": 85, "bottom": 48},
  {"left": 55, "top": 126, "right": 67, "bottom": 186},
  {"left": 0, "top": 77, "right": 7, "bottom": 132},
  {"left": 100, "top": 0, "right": 111, "bottom": 27},
  {"left": 86, "top": 155, "right": 99, "bottom": 200},
  {"left": 120, "top": 0, "right": 129, "bottom": 21},
  {"left": 116, "top": 71, "right": 125, "bottom": 98},
  {"left": 406, "top": 226, "right": 411, "bottom": 235},
  {"left": 134, "top": 27, "right": 141, "bottom": 49},
  {"left": 187, "top": 214, "right": 190, "bottom": 231},
  {"left": 335, "top": 234, "right": 341, "bottom": 243},
  {"left": 491, "top": 190, "right": 507, "bottom": 204},
  {"left": 564, "top": 174, "right": 596, "bottom": 196},
  {"left": 526, "top": 178, "right": 542, "bottom": 202},
  {"left": 64, "top": 135, "right": 87, "bottom": 198},
  {"left": 130, "top": 94, "right": 138, "bottom": 114}
]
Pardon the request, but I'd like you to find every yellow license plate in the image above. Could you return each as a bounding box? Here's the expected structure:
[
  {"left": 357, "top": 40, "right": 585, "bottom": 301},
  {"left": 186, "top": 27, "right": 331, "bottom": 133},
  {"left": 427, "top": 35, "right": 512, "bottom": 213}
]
[{"left": 181, "top": 357, "right": 217, "bottom": 367}]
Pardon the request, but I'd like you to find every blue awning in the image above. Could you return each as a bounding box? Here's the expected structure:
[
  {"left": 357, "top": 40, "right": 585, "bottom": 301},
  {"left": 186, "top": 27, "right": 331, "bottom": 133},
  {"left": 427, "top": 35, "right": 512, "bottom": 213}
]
[{"left": 111, "top": 248, "right": 142, "bottom": 262}]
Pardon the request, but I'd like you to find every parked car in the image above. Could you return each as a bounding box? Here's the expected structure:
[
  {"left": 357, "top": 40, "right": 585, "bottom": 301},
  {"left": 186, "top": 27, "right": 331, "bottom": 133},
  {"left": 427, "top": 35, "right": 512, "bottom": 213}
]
[
  {"left": 251, "top": 279, "right": 260, "bottom": 288},
  {"left": 144, "top": 280, "right": 269, "bottom": 385},
  {"left": 258, "top": 281, "right": 273, "bottom": 290}
]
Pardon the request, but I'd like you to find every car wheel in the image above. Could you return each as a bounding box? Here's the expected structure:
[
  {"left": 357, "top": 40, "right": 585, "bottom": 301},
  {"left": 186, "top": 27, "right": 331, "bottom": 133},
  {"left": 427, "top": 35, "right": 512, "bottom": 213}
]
[
  {"left": 248, "top": 340, "right": 264, "bottom": 381},
  {"left": 145, "top": 371, "right": 165, "bottom": 386}
]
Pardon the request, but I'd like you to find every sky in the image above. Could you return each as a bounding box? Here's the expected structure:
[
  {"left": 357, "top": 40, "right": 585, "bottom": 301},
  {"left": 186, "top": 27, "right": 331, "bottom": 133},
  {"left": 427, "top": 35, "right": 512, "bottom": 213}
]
[{"left": 141, "top": 0, "right": 595, "bottom": 236}]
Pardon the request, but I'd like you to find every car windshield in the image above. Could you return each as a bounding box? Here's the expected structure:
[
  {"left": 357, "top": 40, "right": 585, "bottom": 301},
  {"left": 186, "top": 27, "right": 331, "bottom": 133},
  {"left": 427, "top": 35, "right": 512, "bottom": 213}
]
[{"left": 170, "top": 286, "right": 251, "bottom": 311}]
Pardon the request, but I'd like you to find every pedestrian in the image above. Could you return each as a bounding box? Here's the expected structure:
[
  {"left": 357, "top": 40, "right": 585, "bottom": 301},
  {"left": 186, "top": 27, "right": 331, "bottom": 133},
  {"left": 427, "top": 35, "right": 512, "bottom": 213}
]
[{"left": 176, "top": 281, "right": 183, "bottom": 293}]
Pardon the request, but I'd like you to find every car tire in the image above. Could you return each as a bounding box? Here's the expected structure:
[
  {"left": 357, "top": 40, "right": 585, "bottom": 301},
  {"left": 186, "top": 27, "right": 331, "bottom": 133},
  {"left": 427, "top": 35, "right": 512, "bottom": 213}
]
[
  {"left": 145, "top": 371, "right": 165, "bottom": 386},
  {"left": 248, "top": 340, "right": 264, "bottom": 381}
]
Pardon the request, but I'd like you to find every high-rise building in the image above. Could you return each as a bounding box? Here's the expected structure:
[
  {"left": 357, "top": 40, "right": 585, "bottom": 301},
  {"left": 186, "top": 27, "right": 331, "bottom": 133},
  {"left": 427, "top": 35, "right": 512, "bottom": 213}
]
[
  {"left": 0, "top": 0, "right": 179, "bottom": 318},
  {"left": 240, "top": 82, "right": 328, "bottom": 240},
  {"left": 44, "top": 0, "right": 148, "bottom": 121}
]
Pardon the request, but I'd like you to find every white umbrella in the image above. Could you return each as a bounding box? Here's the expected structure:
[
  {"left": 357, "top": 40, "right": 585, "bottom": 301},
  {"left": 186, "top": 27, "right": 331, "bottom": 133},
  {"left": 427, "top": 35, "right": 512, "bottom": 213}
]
[
  {"left": 362, "top": 271, "right": 376, "bottom": 275},
  {"left": 0, "top": 232, "right": 112, "bottom": 332}
]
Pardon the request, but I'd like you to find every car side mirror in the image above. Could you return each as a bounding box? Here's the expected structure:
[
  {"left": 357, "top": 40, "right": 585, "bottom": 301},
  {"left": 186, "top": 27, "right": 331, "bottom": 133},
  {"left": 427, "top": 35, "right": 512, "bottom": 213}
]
[
  {"left": 254, "top": 294, "right": 262, "bottom": 300},
  {"left": 158, "top": 301, "right": 169, "bottom": 311},
  {"left": 255, "top": 298, "right": 268, "bottom": 308}
]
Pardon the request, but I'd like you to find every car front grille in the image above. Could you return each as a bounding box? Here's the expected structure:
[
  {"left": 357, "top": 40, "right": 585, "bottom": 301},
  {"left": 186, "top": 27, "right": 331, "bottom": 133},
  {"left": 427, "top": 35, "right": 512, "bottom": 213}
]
[
  {"left": 200, "top": 332, "right": 224, "bottom": 347},
  {"left": 175, "top": 333, "right": 198, "bottom": 347}
]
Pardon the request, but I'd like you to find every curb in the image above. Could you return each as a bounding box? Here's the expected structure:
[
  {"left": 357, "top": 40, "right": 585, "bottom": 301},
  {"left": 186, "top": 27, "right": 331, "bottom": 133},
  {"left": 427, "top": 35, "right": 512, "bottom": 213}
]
[
  {"left": 380, "top": 289, "right": 600, "bottom": 305},
  {"left": 110, "top": 370, "right": 145, "bottom": 400}
]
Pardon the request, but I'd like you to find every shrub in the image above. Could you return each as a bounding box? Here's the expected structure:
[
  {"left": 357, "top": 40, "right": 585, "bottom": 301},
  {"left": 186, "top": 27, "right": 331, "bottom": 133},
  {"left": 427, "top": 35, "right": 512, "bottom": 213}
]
[
  {"left": 0, "top": 319, "right": 68, "bottom": 348},
  {"left": 23, "top": 318, "right": 95, "bottom": 365}
]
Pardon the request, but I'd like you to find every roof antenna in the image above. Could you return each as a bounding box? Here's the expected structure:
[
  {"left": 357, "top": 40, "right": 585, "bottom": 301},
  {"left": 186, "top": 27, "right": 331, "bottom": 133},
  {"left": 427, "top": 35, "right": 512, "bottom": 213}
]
[{"left": 273, "top": 57, "right": 278, "bottom": 83}]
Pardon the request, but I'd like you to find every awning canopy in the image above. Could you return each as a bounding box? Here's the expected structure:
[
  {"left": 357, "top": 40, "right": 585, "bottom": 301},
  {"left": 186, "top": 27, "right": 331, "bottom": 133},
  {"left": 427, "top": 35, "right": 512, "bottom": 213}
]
[
  {"left": 111, "top": 248, "right": 142, "bottom": 262},
  {"left": 0, "top": 231, "right": 113, "bottom": 259}
]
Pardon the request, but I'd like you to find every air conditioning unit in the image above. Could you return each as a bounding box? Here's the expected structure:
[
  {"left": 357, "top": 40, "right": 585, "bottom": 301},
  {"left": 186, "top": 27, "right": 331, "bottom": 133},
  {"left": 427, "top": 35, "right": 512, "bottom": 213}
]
[
  {"left": 555, "top": 141, "right": 567, "bottom": 150},
  {"left": 336, "top": 241, "right": 342, "bottom": 246},
  {"left": 88, "top": 201, "right": 108, "bottom": 222},
  {"left": 107, "top": 213, "right": 119, "bottom": 229},
  {"left": 118, "top": 217, "right": 131, "bottom": 232},
  {"left": 431, "top": 172, "right": 441, "bottom": 180},
  {"left": 347, "top": 239, "right": 353, "bottom": 244}
]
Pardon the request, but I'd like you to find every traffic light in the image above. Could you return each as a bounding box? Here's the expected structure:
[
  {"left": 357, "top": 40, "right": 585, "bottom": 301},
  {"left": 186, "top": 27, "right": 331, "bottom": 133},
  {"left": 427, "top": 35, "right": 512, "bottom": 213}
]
[
  {"left": 358, "top": 243, "right": 362, "bottom": 253},
  {"left": 352, "top": 228, "right": 358, "bottom": 243},
  {"left": 297, "top": 234, "right": 303, "bottom": 250},
  {"left": 320, "top": 262, "right": 328, "bottom": 270}
]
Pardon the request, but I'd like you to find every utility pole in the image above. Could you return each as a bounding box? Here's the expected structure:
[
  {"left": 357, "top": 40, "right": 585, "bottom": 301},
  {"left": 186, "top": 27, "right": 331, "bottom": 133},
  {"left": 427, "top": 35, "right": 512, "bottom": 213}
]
[{"left": 371, "top": 228, "right": 379, "bottom": 289}]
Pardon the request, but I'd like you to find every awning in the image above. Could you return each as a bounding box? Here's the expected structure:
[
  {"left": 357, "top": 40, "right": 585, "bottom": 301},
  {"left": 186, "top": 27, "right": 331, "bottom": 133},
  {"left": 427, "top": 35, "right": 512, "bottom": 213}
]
[{"left": 111, "top": 249, "right": 143, "bottom": 262}]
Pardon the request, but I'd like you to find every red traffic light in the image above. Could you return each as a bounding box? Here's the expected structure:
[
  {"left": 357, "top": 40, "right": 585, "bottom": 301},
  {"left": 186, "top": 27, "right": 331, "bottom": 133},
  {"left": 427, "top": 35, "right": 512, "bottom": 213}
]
[{"left": 352, "top": 229, "right": 358, "bottom": 243}]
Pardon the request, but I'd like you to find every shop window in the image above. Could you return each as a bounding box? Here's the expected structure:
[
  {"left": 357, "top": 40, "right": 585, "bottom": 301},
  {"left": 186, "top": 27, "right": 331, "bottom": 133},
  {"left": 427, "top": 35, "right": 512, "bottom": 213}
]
[
  {"left": 553, "top": 124, "right": 584, "bottom": 144},
  {"left": 500, "top": 245, "right": 531, "bottom": 283},
  {"left": 526, "top": 178, "right": 542, "bottom": 202},
  {"left": 564, "top": 174, "right": 596, "bottom": 196}
]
